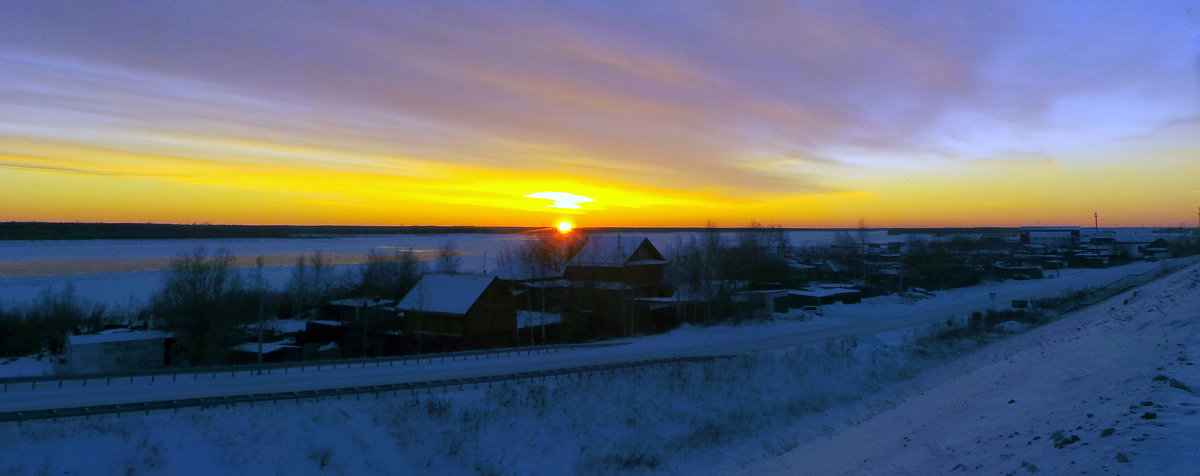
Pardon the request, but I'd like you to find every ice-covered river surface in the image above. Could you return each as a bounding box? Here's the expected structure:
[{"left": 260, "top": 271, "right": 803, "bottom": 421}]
[{"left": 0, "top": 230, "right": 895, "bottom": 311}]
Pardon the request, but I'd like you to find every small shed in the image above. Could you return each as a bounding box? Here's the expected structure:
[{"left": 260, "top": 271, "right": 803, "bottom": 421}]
[
  {"left": 230, "top": 340, "right": 302, "bottom": 363},
  {"left": 65, "top": 330, "right": 171, "bottom": 374},
  {"left": 788, "top": 286, "right": 862, "bottom": 308},
  {"left": 734, "top": 290, "right": 790, "bottom": 314}
]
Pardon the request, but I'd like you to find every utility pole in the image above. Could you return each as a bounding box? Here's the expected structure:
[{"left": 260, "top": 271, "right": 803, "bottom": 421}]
[
  {"left": 1094, "top": 211, "right": 1099, "bottom": 230},
  {"left": 255, "top": 256, "right": 265, "bottom": 368}
]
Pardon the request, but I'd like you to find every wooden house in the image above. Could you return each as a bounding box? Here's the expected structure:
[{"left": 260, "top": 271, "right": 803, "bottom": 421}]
[
  {"left": 563, "top": 235, "right": 672, "bottom": 297},
  {"left": 394, "top": 274, "right": 517, "bottom": 340},
  {"left": 560, "top": 236, "right": 673, "bottom": 336}
]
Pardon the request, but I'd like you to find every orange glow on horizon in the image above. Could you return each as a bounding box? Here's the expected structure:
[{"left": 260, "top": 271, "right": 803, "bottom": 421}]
[{"left": 1, "top": 136, "right": 1197, "bottom": 228}]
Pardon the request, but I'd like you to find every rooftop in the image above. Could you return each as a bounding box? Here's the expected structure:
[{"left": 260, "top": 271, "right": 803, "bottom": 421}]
[
  {"left": 68, "top": 330, "right": 171, "bottom": 346},
  {"left": 230, "top": 341, "right": 298, "bottom": 354},
  {"left": 568, "top": 235, "right": 664, "bottom": 267},
  {"left": 327, "top": 297, "right": 392, "bottom": 308},
  {"left": 517, "top": 311, "right": 563, "bottom": 328},
  {"left": 790, "top": 287, "right": 861, "bottom": 298},
  {"left": 395, "top": 274, "right": 498, "bottom": 315}
]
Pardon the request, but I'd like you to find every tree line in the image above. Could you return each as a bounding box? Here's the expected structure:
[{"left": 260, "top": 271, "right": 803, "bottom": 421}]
[{"left": 0, "top": 245, "right": 436, "bottom": 363}]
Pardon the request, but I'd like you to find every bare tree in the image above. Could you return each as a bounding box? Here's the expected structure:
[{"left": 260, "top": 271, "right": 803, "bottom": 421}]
[
  {"left": 288, "top": 251, "right": 333, "bottom": 314},
  {"left": 153, "top": 248, "right": 245, "bottom": 365},
  {"left": 309, "top": 251, "right": 330, "bottom": 303},
  {"left": 437, "top": 240, "right": 460, "bottom": 274},
  {"left": 359, "top": 248, "right": 423, "bottom": 299},
  {"left": 288, "top": 255, "right": 308, "bottom": 314},
  {"left": 255, "top": 256, "right": 265, "bottom": 366},
  {"left": 672, "top": 222, "right": 723, "bottom": 324},
  {"left": 0, "top": 285, "right": 106, "bottom": 358}
]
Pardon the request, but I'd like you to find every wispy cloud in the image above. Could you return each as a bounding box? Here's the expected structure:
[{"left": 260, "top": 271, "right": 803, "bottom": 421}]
[
  {"left": 523, "top": 192, "right": 596, "bottom": 210},
  {"left": 0, "top": 1, "right": 1197, "bottom": 225},
  {"left": 0, "top": 160, "right": 230, "bottom": 178}
]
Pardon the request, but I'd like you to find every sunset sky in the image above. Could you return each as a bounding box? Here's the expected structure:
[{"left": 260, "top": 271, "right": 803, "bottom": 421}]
[{"left": 1, "top": 1, "right": 1198, "bottom": 228}]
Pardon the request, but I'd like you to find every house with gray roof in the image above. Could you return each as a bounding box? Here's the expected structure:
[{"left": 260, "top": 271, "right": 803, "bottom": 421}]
[{"left": 394, "top": 274, "right": 516, "bottom": 339}]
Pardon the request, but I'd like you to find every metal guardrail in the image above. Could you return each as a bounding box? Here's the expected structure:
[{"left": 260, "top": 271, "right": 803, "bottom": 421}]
[
  {"left": 0, "top": 355, "right": 729, "bottom": 424},
  {"left": 0, "top": 342, "right": 627, "bottom": 391},
  {"left": 1055, "top": 256, "right": 1200, "bottom": 315}
]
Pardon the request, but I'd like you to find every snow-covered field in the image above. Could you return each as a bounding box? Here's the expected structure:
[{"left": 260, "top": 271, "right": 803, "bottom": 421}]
[{"left": 2, "top": 260, "right": 1197, "bottom": 474}]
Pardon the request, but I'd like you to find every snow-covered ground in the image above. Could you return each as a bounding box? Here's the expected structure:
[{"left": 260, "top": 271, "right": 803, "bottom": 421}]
[
  {"left": 0, "top": 354, "right": 55, "bottom": 378},
  {"left": 0, "top": 258, "right": 1183, "bottom": 412},
  {"left": 737, "top": 261, "right": 1200, "bottom": 475},
  {"left": 1, "top": 259, "right": 1196, "bottom": 474}
]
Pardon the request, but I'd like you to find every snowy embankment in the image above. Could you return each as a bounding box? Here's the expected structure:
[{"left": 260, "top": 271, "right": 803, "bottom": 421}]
[
  {"left": 740, "top": 262, "right": 1200, "bottom": 475},
  {"left": 0, "top": 259, "right": 1179, "bottom": 411},
  {"left": 1, "top": 259, "right": 1196, "bottom": 475}
]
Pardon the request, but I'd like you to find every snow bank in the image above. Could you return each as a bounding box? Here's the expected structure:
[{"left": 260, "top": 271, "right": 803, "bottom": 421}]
[
  {"left": 3, "top": 260, "right": 1197, "bottom": 474},
  {"left": 741, "top": 262, "right": 1200, "bottom": 475},
  {"left": 0, "top": 354, "right": 54, "bottom": 378}
]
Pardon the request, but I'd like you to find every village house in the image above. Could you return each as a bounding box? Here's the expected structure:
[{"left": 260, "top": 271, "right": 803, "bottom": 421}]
[
  {"left": 560, "top": 235, "right": 674, "bottom": 336},
  {"left": 563, "top": 236, "right": 672, "bottom": 295},
  {"left": 393, "top": 274, "right": 517, "bottom": 349}
]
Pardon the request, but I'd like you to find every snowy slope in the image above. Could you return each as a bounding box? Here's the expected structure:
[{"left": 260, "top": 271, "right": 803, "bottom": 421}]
[
  {"left": 2, "top": 260, "right": 1198, "bottom": 475},
  {"left": 1, "top": 258, "right": 1188, "bottom": 414},
  {"left": 740, "top": 262, "right": 1200, "bottom": 475}
]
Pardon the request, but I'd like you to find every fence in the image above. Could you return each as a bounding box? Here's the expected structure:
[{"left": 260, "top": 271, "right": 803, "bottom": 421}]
[
  {"left": 0, "top": 355, "right": 727, "bottom": 424},
  {"left": 0, "top": 342, "right": 624, "bottom": 392},
  {"left": 1051, "top": 255, "right": 1200, "bottom": 315}
]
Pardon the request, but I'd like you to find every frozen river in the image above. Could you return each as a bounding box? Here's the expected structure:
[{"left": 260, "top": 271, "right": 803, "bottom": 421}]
[{"left": 0, "top": 229, "right": 896, "bottom": 311}]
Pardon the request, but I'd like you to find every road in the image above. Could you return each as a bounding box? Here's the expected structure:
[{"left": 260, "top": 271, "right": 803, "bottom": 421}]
[{"left": 0, "top": 258, "right": 1189, "bottom": 415}]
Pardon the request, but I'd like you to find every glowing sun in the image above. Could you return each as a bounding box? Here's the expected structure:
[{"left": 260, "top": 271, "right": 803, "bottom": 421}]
[{"left": 557, "top": 221, "right": 573, "bottom": 233}]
